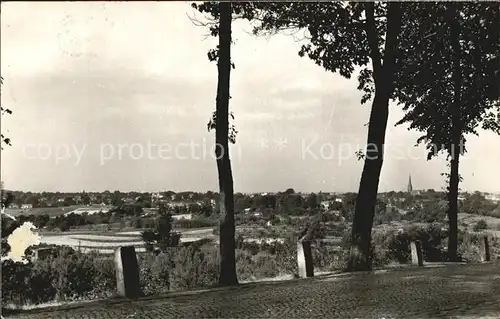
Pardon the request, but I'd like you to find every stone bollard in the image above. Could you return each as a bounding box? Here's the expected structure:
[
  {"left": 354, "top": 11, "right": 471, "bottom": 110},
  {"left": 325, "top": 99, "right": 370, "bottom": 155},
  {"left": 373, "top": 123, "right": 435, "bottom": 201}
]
[
  {"left": 410, "top": 240, "right": 423, "bottom": 266},
  {"left": 297, "top": 239, "right": 314, "bottom": 278},
  {"left": 115, "top": 246, "right": 141, "bottom": 298},
  {"left": 480, "top": 235, "right": 491, "bottom": 262}
]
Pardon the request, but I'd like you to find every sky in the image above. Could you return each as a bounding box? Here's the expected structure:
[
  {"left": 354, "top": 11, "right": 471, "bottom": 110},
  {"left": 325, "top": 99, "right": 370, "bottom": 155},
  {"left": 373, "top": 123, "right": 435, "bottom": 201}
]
[{"left": 1, "top": 2, "right": 499, "bottom": 194}]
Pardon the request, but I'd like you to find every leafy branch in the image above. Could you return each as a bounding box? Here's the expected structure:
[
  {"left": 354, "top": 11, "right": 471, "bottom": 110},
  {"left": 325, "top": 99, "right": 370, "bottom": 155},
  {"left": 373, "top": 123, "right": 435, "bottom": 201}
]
[
  {"left": 1, "top": 76, "right": 13, "bottom": 149},
  {"left": 191, "top": 2, "right": 240, "bottom": 144},
  {"left": 207, "top": 110, "right": 238, "bottom": 144}
]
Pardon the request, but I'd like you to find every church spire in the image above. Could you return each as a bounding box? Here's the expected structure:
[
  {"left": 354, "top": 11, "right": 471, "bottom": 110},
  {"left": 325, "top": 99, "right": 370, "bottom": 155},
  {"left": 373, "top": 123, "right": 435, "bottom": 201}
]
[{"left": 408, "top": 174, "right": 413, "bottom": 193}]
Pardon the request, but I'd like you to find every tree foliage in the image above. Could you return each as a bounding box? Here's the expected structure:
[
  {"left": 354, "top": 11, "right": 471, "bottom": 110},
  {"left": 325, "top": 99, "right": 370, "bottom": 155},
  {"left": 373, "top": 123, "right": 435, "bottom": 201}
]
[
  {"left": 1, "top": 77, "right": 13, "bottom": 149},
  {"left": 141, "top": 205, "right": 181, "bottom": 254},
  {"left": 252, "top": 2, "right": 373, "bottom": 79},
  {"left": 394, "top": 2, "right": 500, "bottom": 159},
  {"left": 393, "top": 2, "right": 499, "bottom": 260},
  {"left": 191, "top": 2, "right": 245, "bottom": 144}
]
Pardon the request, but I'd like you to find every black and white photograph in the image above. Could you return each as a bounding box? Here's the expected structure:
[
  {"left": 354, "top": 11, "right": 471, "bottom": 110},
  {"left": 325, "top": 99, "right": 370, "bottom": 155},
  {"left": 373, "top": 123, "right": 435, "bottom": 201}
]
[{"left": 1, "top": 1, "right": 499, "bottom": 318}]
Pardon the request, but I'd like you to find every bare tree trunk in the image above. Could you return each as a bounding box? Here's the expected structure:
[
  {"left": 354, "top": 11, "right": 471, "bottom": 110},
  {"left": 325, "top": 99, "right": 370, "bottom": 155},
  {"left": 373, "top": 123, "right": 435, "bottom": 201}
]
[
  {"left": 347, "top": 2, "right": 402, "bottom": 272},
  {"left": 447, "top": 3, "right": 462, "bottom": 262},
  {"left": 216, "top": 1, "right": 238, "bottom": 286},
  {"left": 447, "top": 154, "right": 460, "bottom": 261}
]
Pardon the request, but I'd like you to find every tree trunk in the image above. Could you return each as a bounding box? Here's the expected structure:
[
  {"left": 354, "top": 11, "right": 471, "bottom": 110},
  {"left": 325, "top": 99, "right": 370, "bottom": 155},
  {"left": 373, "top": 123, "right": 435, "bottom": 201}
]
[
  {"left": 447, "top": 3, "right": 462, "bottom": 262},
  {"left": 216, "top": 1, "right": 238, "bottom": 286},
  {"left": 346, "top": 3, "right": 402, "bottom": 272},
  {"left": 447, "top": 154, "right": 460, "bottom": 261}
]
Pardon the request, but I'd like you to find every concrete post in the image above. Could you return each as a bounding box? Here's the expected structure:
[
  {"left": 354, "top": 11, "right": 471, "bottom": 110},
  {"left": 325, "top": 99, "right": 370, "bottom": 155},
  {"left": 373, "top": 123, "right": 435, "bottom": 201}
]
[
  {"left": 410, "top": 240, "right": 423, "bottom": 266},
  {"left": 480, "top": 235, "right": 491, "bottom": 262},
  {"left": 297, "top": 239, "right": 314, "bottom": 278},
  {"left": 115, "top": 246, "right": 141, "bottom": 298}
]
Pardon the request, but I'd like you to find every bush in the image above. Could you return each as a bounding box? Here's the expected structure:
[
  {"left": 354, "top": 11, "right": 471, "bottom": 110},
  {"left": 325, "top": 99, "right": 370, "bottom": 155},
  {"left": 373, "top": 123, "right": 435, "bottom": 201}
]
[
  {"left": 4, "top": 238, "right": 302, "bottom": 308},
  {"left": 141, "top": 213, "right": 182, "bottom": 253},
  {"left": 14, "top": 224, "right": 475, "bottom": 308},
  {"left": 456, "top": 230, "right": 500, "bottom": 261},
  {"left": 1, "top": 248, "right": 116, "bottom": 307},
  {"left": 313, "top": 241, "right": 344, "bottom": 271},
  {"left": 273, "top": 238, "right": 298, "bottom": 275},
  {"left": 171, "top": 245, "right": 219, "bottom": 290},
  {"left": 174, "top": 217, "right": 219, "bottom": 229},
  {"left": 46, "top": 249, "right": 115, "bottom": 301},
  {"left": 139, "top": 252, "right": 171, "bottom": 296},
  {"left": 473, "top": 219, "right": 488, "bottom": 232},
  {"left": 339, "top": 225, "right": 449, "bottom": 267},
  {"left": 457, "top": 230, "right": 481, "bottom": 261},
  {"left": 2, "top": 260, "right": 35, "bottom": 305},
  {"left": 236, "top": 239, "right": 299, "bottom": 280},
  {"left": 235, "top": 249, "right": 253, "bottom": 279},
  {"left": 373, "top": 225, "right": 448, "bottom": 264},
  {"left": 90, "top": 256, "right": 116, "bottom": 298},
  {"left": 251, "top": 252, "right": 280, "bottom": 278}
]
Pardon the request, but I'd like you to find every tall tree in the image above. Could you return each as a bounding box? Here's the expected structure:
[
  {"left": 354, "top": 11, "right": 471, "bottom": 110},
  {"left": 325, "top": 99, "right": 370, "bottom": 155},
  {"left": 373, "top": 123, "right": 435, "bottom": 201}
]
[
  {"left": 251, "top": 2, "right": 403, "bottom": 271},
  {"left": 215, "top": 1, "right": 238, "bottom": 285},
  {"left": 447, "top": 3, "right": 463, "bottom": 261},
  {"left": 192, "top": 1, "right": 239, "bottom": 285},
  {"left": 394, "top": 2, "right": 499, "bottom": 260},
  {"left": 346, "top": 2, "right": 402, "bottom": 270}
]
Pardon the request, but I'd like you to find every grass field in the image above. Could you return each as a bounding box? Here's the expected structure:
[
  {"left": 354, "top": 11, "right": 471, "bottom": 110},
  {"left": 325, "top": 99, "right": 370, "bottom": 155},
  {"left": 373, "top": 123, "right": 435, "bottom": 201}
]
[
  {"left": 37, "top": 227, "right": 218, "bottom": 254},
  {"left": 35, "top": 224, "right": 287, "bottom": 255}
]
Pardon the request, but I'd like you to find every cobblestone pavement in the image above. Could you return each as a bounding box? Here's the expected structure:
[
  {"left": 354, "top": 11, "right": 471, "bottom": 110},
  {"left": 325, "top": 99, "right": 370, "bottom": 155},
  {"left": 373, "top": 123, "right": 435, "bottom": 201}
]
[{"left": 5, "top": 262, "right": 500, "bottom": 319}]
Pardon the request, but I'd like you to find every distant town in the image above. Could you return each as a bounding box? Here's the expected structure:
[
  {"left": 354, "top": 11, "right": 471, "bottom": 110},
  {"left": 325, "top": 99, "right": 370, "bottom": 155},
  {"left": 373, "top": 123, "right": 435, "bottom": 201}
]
[{"left": 2, "top": 175, "right": 500, "bottom": 222}]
